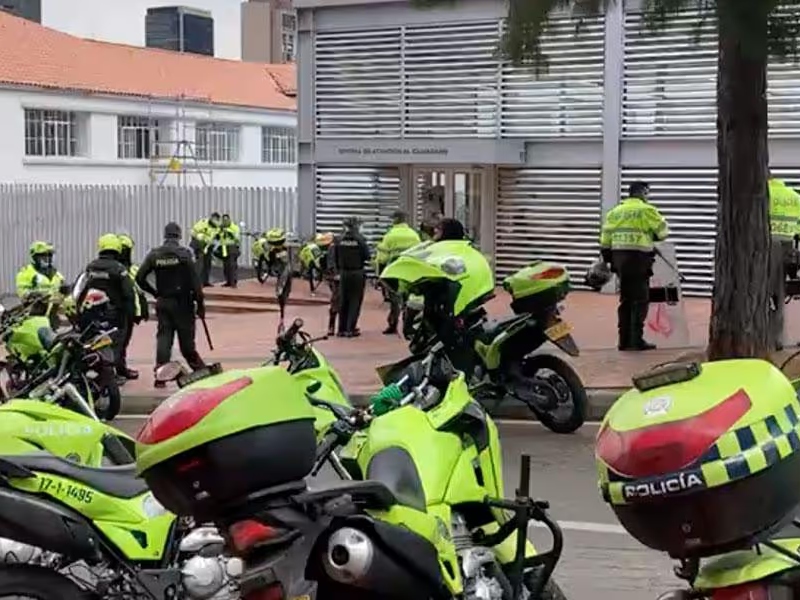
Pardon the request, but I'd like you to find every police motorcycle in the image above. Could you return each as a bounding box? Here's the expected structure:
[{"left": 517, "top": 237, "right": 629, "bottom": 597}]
[
  {"left": 134, "top": 316, "right": 567, "bottom": 600},
  {"left": 0, "top": 368, "right": 244, "bottom": 599},
  {"left": 383, "top": 240, "right": 587, "bottom": 434},
  {"left": 0, "top": 294, "right": 122, "bottom": 421},
  {"left": 595, "top": 357, "right": 800, "bottom": 599}
]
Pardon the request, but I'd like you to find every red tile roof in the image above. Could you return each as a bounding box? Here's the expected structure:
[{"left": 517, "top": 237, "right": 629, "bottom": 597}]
[{"left": 0, "top": 10, "right": 296, "bottom": 111}]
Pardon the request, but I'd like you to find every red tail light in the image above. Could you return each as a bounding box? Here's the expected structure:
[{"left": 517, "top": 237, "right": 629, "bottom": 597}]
[
  {"left": 244, "top": 583, "right": 285, "bottom": 600},
  {"left": 596, "top": 389, "right": 751, "bottom": 478},
  {"left": 530, "top": 267, "right": 564, "bottom": 280},
  {"left": 713, "top": 583, "right": 769, "bottom": 600},
  {"left": 229, "top": 520, "right": 280, "bottom": 555},
  {"left": 137, "top": 377, "right": 252, "bottom": 444}
]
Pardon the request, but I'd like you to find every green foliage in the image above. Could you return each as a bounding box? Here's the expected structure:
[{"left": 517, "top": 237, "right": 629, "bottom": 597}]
[{"left": 410, "top": 0, "right": 800, "bottom": 70}]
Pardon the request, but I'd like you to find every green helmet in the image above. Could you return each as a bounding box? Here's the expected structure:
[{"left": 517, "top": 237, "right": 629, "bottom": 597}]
[
  {"left": 97, "top": 233, "right": 123, "bottom": 254},
  {"left": 380, "top": 240, "right": 494, "bottom": 316},
  {"left": 118, "top": 234, "right": 134, "bottom": 249},
  {"left": 29, "top": 240, "right": 54, "bottom": 257}
]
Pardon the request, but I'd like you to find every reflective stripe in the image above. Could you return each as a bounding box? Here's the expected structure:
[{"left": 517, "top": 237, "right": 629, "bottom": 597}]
[{"left": 604, "top": 403, "right": 800, "bottom": 504}]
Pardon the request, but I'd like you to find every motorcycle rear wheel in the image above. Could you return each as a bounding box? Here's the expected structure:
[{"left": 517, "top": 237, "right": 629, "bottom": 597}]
[
  {"left": 0, "top": 565, "right": 87, "bottom": 599},
  {"left": 256, "top": 256, "right": 269, "bottom": 284},
  {"left": 522, "top": 354, "right": 587, "bottom": 434}
]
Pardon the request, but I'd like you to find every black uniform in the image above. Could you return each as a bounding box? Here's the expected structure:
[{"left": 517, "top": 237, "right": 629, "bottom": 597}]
[
  {"left": 136, "top": 224, "right": 207, "bottom": 372},
  {"left": 333, "top": 228, "right": 370, "bottom": 337},
  {"left": 76, "top": 253, "right": 137, "bottom": 374},
  {"left": 324, "top": 243, "right": 340, "bottom": 335}
]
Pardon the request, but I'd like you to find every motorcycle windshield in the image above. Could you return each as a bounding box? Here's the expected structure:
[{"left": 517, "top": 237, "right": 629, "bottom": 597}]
[{"left": 375, "top": 354, "right": 425, "bottom": 386}]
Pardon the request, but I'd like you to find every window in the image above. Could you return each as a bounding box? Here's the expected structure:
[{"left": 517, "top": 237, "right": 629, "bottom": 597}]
[
  {"left": 24, "top": 109, "right": 80, "bottom": 157},
  {"left": 281, "top": 11, "right": 296, "bottom": 62},
  {"left": 195, "top": 122, "right": 239, "bottom": 162},
  {"left": 262, "top": 126, "right": 296, "bottom": 164},
  {"left": 117, "top": 116, "right": 160, "bottom": 159}
]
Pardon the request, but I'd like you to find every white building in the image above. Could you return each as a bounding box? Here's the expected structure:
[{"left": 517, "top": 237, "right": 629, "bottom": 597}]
[{"left": 0, "top": 10, "right": 297, "bottom": 187}]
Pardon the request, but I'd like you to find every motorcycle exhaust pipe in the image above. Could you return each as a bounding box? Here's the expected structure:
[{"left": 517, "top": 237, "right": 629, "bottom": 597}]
[{"left": 322, "top": 527, "right": 418, "bottom": 598}]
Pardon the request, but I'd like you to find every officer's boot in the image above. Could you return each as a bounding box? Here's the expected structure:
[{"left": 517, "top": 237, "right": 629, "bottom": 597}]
[{"left": 120, "top": 367, "right": 139, "bottom": 380}]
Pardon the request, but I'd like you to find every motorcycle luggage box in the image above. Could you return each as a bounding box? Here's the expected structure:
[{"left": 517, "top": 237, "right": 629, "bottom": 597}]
[
  {"left": 503, "top": 262, "right": 570, "bottom": 316},
  {"left": 595, "top": 359, "right": 800, "bottom": 558},
  {"left": 136, "top": 367, "right": 318, "bottom": 522}
]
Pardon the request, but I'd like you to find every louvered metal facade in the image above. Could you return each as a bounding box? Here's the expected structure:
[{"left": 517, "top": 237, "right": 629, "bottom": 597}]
[
  {"left": 314, "top": 166, "right": 401, "bottom": 246},
  {"left": 619, "top": 168, "right": 800, "bottom": 297},
  {"left": 624, "top": 8, "right": 800, "bottom": 137},
  {"left": 495, "top": 168, "right": 602, "bottom": 287},
  {"left": 314, "top": 16, "right": 605, "bottom": 139}
]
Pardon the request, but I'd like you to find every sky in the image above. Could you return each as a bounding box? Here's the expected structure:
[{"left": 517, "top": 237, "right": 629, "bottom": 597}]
[{"left": 41, "top": 0, "right": 243, "bottom": 59}]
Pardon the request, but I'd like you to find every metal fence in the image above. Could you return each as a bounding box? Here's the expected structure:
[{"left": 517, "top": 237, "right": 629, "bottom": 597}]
[{"left": 0, "top": 184, "right": 298, "bottom": 297}]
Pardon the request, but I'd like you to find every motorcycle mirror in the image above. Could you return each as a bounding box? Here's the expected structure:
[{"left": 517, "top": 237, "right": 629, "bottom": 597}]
[{"left": 155, "top": 362, "right": 185, "bottom": 383}]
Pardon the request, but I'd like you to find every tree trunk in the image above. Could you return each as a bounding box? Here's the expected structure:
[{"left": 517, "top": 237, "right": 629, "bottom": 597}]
[{"left": 706, "top": 5, "right": 771, "bottom": 360}]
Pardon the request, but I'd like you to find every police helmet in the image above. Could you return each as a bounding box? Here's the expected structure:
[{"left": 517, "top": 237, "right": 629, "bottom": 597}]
[
  {"left": 29, "top": 240, "right": 54, "bottom": 258},
  {"left": 98, "top": 233, "right": 123, "bottom": 254},
  {"left": 585, "top": 259, "right": 612, "bottom": 291},
  {"left": 118, "top": 233, "right": 134, "bottom": 249}
]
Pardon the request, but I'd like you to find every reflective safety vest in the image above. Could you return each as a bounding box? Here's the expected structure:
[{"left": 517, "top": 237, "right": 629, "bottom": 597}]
[
  {"left": 128, "top": 264, "right": 144, "bottom": 318},
  {"left": 769, "top": 179, "right": 800, "bottom": 241},
  {"left": 376, "top": 223, "right": 422, "bottom": 266},
  {"left": 599, "top": 197, "right": 669, "bottom": 253},
  {"left": 15, "top": 264, "right": 65, "bottom": 299}
]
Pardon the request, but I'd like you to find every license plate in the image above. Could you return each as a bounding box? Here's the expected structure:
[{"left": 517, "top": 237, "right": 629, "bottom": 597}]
[{"left": 545, "top": 320, "right": 572, "bottom": 341}]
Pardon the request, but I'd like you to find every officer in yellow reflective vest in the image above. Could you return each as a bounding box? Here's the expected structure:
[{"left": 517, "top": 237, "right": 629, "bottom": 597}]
[
  {"left": 206, "top": 214, "right": 241, "bottom": 288},
  {"left": 16, "top": 241, "right": 66, "bottom": 328},
  {"left": 117, "top": 233, "right": 149, "bottom": 380},
  {"left": 768, "top": 173, "right": 800, "bottom": 350},
  {"left": 192, "top": 212, "right": 220, "bottom": 287},
  {"left": 600, "top": 181, "right": 669, "bottom": 352},
  {"left": 375, "top": 211, "right": 422, "bottom": 335}
]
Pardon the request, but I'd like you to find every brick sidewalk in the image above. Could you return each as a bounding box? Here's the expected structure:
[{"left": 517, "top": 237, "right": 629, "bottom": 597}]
[{"left": 122, "top": 283, "right": 800, "bottom": 396}]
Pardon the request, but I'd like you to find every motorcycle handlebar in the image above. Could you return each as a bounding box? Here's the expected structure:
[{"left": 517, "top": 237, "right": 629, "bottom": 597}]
[{"left": 279, "top": 318, "right": 304, "bottom": 347}]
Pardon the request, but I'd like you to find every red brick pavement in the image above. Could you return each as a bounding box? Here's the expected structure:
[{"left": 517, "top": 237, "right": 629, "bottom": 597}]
[{"left": 123, "top": 282, "right": 800, "bottom": 396}]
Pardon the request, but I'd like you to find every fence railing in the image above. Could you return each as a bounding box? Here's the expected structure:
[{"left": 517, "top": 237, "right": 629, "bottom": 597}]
[{"left": 0, "top": 184, "right": 298, "bottom": 298}]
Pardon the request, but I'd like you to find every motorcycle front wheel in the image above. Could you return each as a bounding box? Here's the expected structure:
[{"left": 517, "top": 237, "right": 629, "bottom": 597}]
[
  {"left": 521, "top": 354, "right": 587, "bottom": 434},
  {"left": 0, "top": 564, "right": 87, "bottom": 599}
]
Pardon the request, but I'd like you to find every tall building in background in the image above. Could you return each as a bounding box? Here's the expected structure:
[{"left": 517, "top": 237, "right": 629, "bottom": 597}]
[
  {"left": 241, "top": 0, "right": 295, "bottom": 63},
  {"left": 146, "top": 6, "right": 214, "bottom": 56},
  {"left": 0, "top": 0, "right": 41, "bottom": 22}
]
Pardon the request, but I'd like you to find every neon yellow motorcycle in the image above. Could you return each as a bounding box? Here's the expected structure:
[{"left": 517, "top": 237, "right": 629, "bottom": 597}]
[
  {"left": 135, "top": 331, "right": 566, "bottom": 600},
  {"left": 595, "top": 359, "right": 800, "bottom": 600},
  {"left": 383, "top": 241, "right": 587, "bottom": 434}
]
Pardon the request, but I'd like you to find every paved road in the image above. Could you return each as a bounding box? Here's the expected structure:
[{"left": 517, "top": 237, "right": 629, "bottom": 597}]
[{"left": 118, "top": 417, "right": 677, "bottom": 599}]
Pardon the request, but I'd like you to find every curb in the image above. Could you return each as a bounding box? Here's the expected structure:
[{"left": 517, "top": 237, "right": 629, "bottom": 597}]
[{"left": 119, "top": 388, "right": 626, "bottom": 421}]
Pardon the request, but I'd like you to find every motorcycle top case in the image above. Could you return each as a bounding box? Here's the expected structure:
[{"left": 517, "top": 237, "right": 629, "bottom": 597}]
[
  {"left": 595, "top": 359, "right": 800, "bottom": 558},
  {"left": 135, "top": 366, "right": 317, "bottom": 521},
  {"left": 502, "top": 261, "right": 570, "bottom": 315}
]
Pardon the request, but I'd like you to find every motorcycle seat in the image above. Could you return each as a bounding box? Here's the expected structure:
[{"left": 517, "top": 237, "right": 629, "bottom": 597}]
[
  {"left": 2, "top": 452, "right": 149, "bottom": 499},
  {"left": 478, "top": 315, "right": 527, "bottom": 343},
  {"left": 295, "top": 480, "right": 398, "bottom": 511},
  {"left": 36, "top": 327, "right": 57, "bottom": 351}
]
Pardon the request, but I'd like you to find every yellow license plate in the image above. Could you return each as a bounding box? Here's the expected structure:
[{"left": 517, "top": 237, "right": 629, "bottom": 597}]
[{"left": 545, "top": 320, "right": 572, "bottom": 341}]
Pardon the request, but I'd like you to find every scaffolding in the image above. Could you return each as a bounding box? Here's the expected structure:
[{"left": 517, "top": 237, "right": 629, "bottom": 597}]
[{"left": 147, "top": 94, "right": 215, "bottom": 186}]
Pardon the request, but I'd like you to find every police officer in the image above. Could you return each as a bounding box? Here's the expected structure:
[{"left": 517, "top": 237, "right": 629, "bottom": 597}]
[
  {"left": 74, "top": 234, "right": 137, "bottom": 378},
  {"left": 117, "top": 233, "right": 149, "bottom": 380},
  {"left": 376, "top": 211, "right": 421, "bottom": 335},
  {"left": 16, "top": 241, "right": 66, "bottom": 328},
  {"left": 600, "top": 181, "right": 669, "bottom": 352},
  {"left": 767, "top": 170, "right": 800, "bottom": 350},
  {"left": 192, "top": 212, "right": 220, "bottom": 287},
  {"left": 217, "top": 213, "right": 241, "bottom": 288},
  {"left": 136, "top": 222, "right": 207, "bottom": 388},
  {"left": 332, "top": 217, "right": 370, "bottom": 337}
]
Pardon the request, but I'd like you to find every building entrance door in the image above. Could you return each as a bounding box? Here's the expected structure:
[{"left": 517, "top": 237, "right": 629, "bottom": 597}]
[{"left": 413, "top": 167, "right": 484, "bottom": 245}]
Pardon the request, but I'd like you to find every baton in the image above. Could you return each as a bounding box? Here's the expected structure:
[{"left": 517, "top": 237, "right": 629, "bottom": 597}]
[
  {"left": 653, "top": 246, "right": 688, "bottom": 284},
  {"left": 200, "top": 316, "right": 214, "bottom": 351}
]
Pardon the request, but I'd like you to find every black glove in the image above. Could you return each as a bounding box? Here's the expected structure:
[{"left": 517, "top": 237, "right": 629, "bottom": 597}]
[{"left": 600, "top": 248, "right": 613, "bottom": 265}]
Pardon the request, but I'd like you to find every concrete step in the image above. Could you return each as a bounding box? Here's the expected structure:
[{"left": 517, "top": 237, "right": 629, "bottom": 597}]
[
  {"left": 147, "top": 300, "right": 277, "bottom": 315},
  {"left": 203, "top": 288, "right": 329, "bottom": 307}
]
